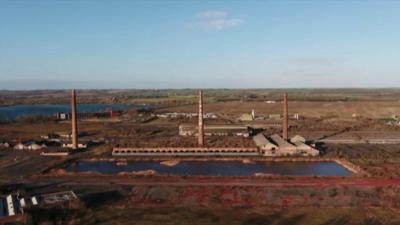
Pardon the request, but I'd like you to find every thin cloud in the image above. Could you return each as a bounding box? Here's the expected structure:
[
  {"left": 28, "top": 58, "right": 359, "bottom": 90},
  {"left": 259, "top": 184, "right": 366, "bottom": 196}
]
[
  {"left": 198, "top": 18, "right": 243, "bottom": 30},
  {"left": 190, "top": 10, "right": 243, "bottom": 31},
  {"left": 196, "top": 10, "right": 227, "bottom": 19}
]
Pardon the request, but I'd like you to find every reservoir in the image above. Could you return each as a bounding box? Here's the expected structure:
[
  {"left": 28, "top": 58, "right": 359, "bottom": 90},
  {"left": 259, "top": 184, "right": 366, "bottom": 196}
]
[
  {"left": 66, "top": 160, "right": 353, "bottom": 176},
  {"left": 0, "top": 104, "right": 152, "bottom": 120}
]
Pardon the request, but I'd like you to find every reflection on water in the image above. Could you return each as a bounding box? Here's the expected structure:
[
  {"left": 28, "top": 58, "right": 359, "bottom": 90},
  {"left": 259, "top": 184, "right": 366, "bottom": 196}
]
[{"left": 66, "top": 160, "right": 353, "bottom": 176}]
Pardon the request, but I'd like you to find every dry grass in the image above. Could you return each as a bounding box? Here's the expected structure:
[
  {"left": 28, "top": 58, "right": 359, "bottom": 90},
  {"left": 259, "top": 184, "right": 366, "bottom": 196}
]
[
  {"left": 163, "top": 101, "right": 400, "bottom": 118},
  {"left": 92, "top": 206, "right": 400, "bottom": 225}
]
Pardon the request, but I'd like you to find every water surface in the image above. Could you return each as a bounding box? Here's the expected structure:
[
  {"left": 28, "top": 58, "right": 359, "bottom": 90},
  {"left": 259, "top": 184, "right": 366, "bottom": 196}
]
[
  {"left": 66, "top": 160, "right": 353, "bottom": 176},
  {"left": 0, "top": 104, "right": 151, "bottom": 120}
]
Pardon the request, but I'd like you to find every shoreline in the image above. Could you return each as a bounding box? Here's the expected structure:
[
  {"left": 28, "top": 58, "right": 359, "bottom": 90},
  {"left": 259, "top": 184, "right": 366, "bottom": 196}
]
[{"left": 49, "top": 156, "right": 367, "bottom": 177}]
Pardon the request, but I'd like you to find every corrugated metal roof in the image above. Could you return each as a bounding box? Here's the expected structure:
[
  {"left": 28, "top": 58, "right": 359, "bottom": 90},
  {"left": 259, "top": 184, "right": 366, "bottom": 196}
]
[
  {"left": 292, "top": 141, "right": 312, "bottom": 150},
  {"left": 270, "top": 134, "right": 296, "bottom": 150},
  {"left": 253, "top": 134, "right": 278, "bottom": 150},
  {"left": 253, "top": 133, "right": 269, "bottom": 146},
  {"left": 290, "top": 135, "right": 306, "bottom": 143}
]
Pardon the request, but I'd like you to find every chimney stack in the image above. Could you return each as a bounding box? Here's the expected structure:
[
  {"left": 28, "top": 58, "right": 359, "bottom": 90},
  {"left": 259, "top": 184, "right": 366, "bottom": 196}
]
[
  {"left": 198, "top": 90, "right": 204, "bottom": 147},
  {"left": 71, "top": 89, "right": 78, "bottom": 149},
  {"left": 282, "top": 92, "right": 289, "bottom": 140}
]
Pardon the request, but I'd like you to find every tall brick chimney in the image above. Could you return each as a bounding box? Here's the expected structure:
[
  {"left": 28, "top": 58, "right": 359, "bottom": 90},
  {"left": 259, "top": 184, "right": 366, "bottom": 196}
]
[
  {"left": 71, "top": 89, "right": 78, "bottom": 149},
  {"left": 198, "top": 90, "right": 204, "bottom": 147},
  {"left": 283, "top": 92, "right": 289, "bottom": 140}
]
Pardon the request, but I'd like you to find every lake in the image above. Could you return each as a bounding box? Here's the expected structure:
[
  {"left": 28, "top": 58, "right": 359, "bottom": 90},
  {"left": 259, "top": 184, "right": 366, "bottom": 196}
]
[
  {"left": 66, "top": 160, "right": 353, "bottom": 176},
  {"left": 0, "top": 104, "right": 152, "bottom": 120}
]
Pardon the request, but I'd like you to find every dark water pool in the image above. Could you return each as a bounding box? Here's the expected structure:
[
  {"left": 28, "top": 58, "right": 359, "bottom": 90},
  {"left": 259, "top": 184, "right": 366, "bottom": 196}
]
[
  {"left": 0, "top": 104, "right": 151, "bottom": 120},
  {"left": 65, "top": 161, "right": 353, "bottom": 176}
]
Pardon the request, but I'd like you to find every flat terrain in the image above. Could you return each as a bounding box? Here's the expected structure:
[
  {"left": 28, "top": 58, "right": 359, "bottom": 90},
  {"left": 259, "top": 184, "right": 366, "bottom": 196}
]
[
  {"left": 2, "top": 89, "right": 400, "bottom": 224},
  {"left": 8, "top": 175, "right": 400, "bottom": 224},
  {"left": 23, "top": 204, "right": 400, "bottom": 225},
  {"left": 90, "top": 207, "right": 400, "bottom": 225},
  {"left": 164, "top": 100, "right": 400, "bottom": 118},
  {"left": 3, "top": 88, "right": 400, "bottom": 105}
]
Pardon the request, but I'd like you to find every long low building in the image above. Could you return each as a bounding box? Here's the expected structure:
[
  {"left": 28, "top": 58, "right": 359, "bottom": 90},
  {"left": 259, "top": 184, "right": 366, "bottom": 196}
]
[
  {"left": 179, "top": 123, "right": 281, "bottom": 137},
  {"left": 112, "top": 147, "right": 259, "bottom": 156},
  {"left": 179, "top": 124, "right": 250, "bottom": 137},
  {"left": 56, "top": 111, "right": 119, "bottom": 120}
]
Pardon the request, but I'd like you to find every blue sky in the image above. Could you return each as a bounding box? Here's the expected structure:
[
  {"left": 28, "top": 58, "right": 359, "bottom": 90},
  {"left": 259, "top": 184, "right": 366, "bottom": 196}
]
[{"left": 0, "top": 0, "right": 399, "bottom": 89}]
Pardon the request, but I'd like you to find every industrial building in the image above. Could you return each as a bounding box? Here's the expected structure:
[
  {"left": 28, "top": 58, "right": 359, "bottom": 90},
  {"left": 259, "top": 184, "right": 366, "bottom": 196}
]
[
  {"left": 179, "top": 124, "right": 251, "bottom": 137},
  {"left": 13, "top": 141, "right": 46, "bottom": 150},
  {"left": 112, "top": 147, "right": 259, "bottom": 156},
  {"left": 111, "top": 91, "right": 319, "bottom": 157},
  {"left": 239, "top": 113, "right": 254, "bottom": 121},
  {"left": 156, "top": 112, "right": 217, "bottom": 119},
  {"left": 40, "top": 147, "right": 71, "bottom": 156},
  {"left": 0, "top": 195, "right": 22, "bottom": 217},
  {"left": 253, "top": 133, "right": 278, "bottom": 152},
  {"left": 0, "top": 142, "right": 10, "bottom": 149},
  {"left": 55, "top": 111, "right": 119, "bottom": 121},
  {"left": 179, "top": 123, "right": 280, "bottom": 137},
  {"left": 253, "top": 133, "right": 319, "bottom": 156},
  {"left": 252, "top": 93, "right": 319, "bottom": 156},
  {"left": 0, "top": 191, "right": 77, "bottom": 222},
  {"left": 239, "top": 109, "right": 255, "bottom": 121}
]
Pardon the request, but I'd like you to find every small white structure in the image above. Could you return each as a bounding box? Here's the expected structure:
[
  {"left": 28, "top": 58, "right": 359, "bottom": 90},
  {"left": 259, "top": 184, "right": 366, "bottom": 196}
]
[
  {"left": 269, "top": 114, "right": 281, "bottom": 120},
  {"left": 62, "top": 143, "right": 87, "bottom": 149},
  {"left": 31, "top": 197, "right": 38, "bottom": 206},
  {"left": 239, "top": 113, "right": 253, "bottom": 121},
  {"left": 13, "top": 143, "right": 27, "bottom": 150},
  {"left": 13, "top": 142, "right": 45, "bottom": 151},
  {"left": 0, "top": 142, "right": 10, "bottom": 149},
  {"left": 28, "top": 143, "right": 46, "bottom": 150},
  {"left": 6, "top": 195, "right": 15, "bottom": 216},
  {"left": 19, "top": 199, "right": 26, "bottom": 208}
]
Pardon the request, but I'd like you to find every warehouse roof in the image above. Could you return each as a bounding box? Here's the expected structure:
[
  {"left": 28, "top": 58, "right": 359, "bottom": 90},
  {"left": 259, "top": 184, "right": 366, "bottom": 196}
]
[
  {"left": 253, "top": 134, "right": 278, "bottom": 149},
  {"left": 290, "top": 135, "right": 306, "bottom": 143},
  {"left": 270, "top": 134, "right": 296, "bottom": 150}
]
